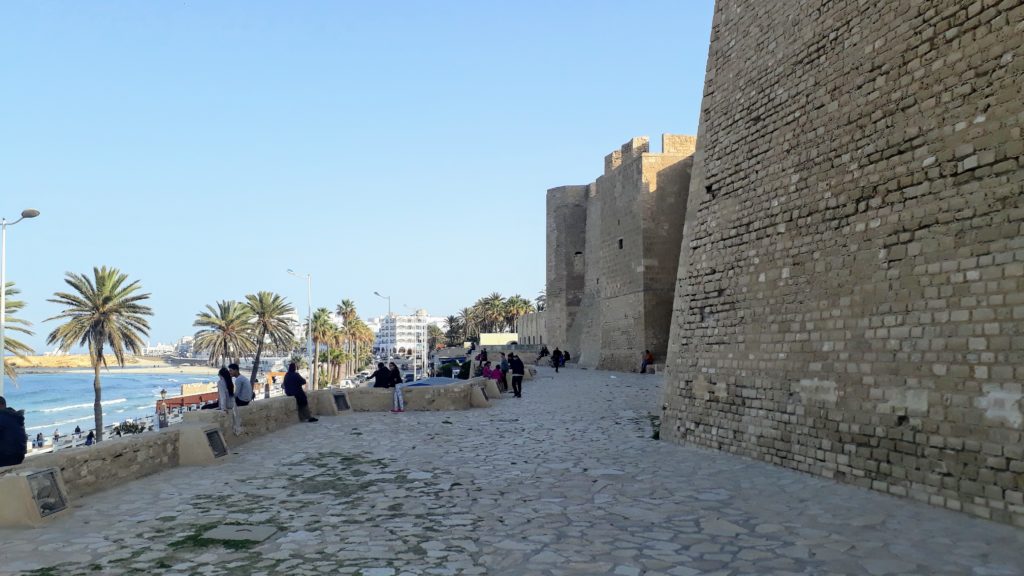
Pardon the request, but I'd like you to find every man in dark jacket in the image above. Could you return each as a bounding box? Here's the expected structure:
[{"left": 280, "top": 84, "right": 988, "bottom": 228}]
[
  {"left": 508, "top": 354, "right": 526, "bottom": 398},
  {"left": 0, "top": 396, "right": 28, "bottom": 467},
  {"left": 282, "top": 363, "right": 318, "bottom": 423},
  {"left": 368, "top": 363, "right": 391, "bottom": 388}
]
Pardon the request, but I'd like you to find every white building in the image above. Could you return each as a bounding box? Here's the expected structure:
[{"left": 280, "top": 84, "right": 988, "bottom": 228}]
[
  {"left": 374, "top": 309, "right": 433, "bottom": 356},
  {"left": 142, "top": 342, "right": 176, "bottom": 356}
]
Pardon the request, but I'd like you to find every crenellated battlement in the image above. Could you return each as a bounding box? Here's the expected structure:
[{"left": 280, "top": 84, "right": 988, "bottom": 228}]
[{"left": 603, "top": 135, "right": 697, "bottom": 175}]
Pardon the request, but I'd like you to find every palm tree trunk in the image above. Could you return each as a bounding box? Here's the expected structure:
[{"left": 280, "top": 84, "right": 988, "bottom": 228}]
[
  {"left": 93, "top": 352, "right": 104, "bottom": 443},
  {"left": 250, "top": 326, "right": 266, "bottom": 383}
]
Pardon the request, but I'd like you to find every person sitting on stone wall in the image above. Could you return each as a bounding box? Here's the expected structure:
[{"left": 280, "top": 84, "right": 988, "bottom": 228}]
[
  {"left": 640, "top": 350, "right": 654, "bottom": 374},
  {"left": 283, "top": 363, "right": 318, "bottom": 423},
  {"left": 0, "top": 396, "right": 27, "bottom": 467}
]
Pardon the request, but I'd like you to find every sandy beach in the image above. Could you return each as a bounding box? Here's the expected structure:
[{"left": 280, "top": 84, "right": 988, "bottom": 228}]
[{"left": 11, "top": 355, "right": 216, "bottom": 376}]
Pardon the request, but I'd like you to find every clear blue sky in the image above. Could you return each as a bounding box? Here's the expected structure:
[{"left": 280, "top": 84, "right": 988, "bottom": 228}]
[{"left": 1, "top": 1, "right": 714, "bottom": 352}]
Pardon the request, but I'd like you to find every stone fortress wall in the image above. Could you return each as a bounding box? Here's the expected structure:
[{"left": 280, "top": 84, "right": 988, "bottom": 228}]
[
  {"left": 661, "top": 0, "right": 1024, "bottom": 526},
  {"left": 546, "top": 134, "right": 697, "bottom": 371}
]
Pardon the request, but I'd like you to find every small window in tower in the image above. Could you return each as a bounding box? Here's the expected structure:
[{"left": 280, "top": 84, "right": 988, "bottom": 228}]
[{"left": 618, "top": 238, "right": 623, "bottom": 250}]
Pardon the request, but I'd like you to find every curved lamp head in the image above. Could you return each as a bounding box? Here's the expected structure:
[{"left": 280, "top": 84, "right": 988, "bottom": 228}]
[
  {"left": 374, "top": 291, "right": 384, "bottom": 298},
  {"left": 20, "top": 209, "right": 40, "bottom": 219}
]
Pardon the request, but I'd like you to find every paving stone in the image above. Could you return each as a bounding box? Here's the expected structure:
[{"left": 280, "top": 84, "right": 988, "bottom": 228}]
[{"left": 0, "top": 369, "right": 1021, "bottom": 575}]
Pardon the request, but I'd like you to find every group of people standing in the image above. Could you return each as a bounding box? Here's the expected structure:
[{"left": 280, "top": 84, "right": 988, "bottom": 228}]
[
  {"left": 482, "top": 352, "right": 526, "bottom": 397},
  {"left": 368, "top": 362, "right": 407, "bottom": 412}
]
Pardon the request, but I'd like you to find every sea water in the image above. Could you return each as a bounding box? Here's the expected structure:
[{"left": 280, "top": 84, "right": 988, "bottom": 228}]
[{"left": 3, "top": 371, "right": 215, "bottom": 434}]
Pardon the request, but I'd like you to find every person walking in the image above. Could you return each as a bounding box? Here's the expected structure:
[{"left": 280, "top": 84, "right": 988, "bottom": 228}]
[
  {"left": 283, "top": 363, "right": 318, "bottom": 423},
  {"left": 562, "top": 350, "right": 570, "bottom": 366},
  {"left": 369, "top": 362, "right": 391, "bottom": 388},
  {"left": 0, "top": 396, "right": 27, "bottom": 467},
  {"left": 508, "top": 354, "right": 525, "bottom": 398},
  {"left": 551, "top": 348, "right": 563, "bottom": 373},
  {"left": 640, "top": 350, "right": 655, "bottom": 374},
  {"left": 499, "top": 352, "right": 510, "bottom": 393},
  {"left": 228, "top": 363, "right": 254, "bottom": 406},
  {"left": 217, "top": 366, "right": 243, "bottom": 435},
  {"left": 388, "top": 362, "right": 405, "bottom": 413}
]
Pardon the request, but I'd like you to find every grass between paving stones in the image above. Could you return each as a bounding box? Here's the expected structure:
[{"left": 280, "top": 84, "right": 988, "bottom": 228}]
[
  {"left": 168, "top": 521, "right": 262, "bottom": 551},
  {"left": 20, "top": 452, "right": 475, "bottom": 575}
]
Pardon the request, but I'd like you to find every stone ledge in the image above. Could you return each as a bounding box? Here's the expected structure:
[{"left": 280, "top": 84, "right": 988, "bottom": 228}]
[{"left": 342, "top": 379, "right": 492, "bottom": 411}]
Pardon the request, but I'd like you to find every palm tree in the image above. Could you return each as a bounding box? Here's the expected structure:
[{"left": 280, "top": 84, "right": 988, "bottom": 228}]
[
  {"left": 2, "top": 281, "right": 34, "bottom": 381},
  {"left": 443, "top": 315, "right": 464, "bottom": 347},
  {"left": 336, "top": 299, "right": 357, "bottom": 325},
  {"left": 336, "top": 299, "right": 358, "bottom": 375},
  {"left": 479, "top": 293, "right": 506, "bottom": 332},
  {"left": 353, "top": 319, "right": 375, "bottom": 371},
  {"left": 504, "top": 294, "right": 536, "bottom": 330},
  {"left": 46, "top": 267, "right": 153, "bottom": 442},
  {"left": 458, "top": 307, "right": 479, "bottom": 340},
  {"left": 536, "top": 289, "right": 546, "bottom": 312},
  {"left": 244, "top": 291, "right": 295, "bottom": 383},
  {"left": 193, "top": 300, "right": 255, "bottom": 366},
  {"left": 427, "top": 324, "right": 445, "bottom": 351},
  {"left": 308, "top": 307, "right": 334, "bottom": 389}
]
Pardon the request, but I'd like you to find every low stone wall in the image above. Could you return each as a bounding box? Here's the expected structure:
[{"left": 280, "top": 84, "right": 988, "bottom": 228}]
[
  {"left": 0, "top": 382, "right": 486, "bottom": 523},
  {"left": 344, "top": 379, "right": 489, "bottom": 411},
  {"left": 1, "top": 429, "right": 181, "bottom": 500},
  {"left": 182, "top": 394, "right": 337, "bottom": 447}
]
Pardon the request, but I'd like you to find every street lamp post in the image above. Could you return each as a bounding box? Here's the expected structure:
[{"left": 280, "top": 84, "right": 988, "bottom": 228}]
[
  {"left": 403, "top": 305, "right": 427, "bottom": 381},
  {"left": 288, "top": 269, "right": 313, "bottom": 375},
  {"left": 373, "top": 291, "right": 391, "bottom": 316},
  {"left": 1, "top": 209, "right": 40, "bottom": 397},
  {"left": 374, "top": 291, "right": 391, "bottom": 357}
]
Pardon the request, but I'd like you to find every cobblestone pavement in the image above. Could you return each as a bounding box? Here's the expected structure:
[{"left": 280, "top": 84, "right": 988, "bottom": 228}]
[{"left": 2, "top": 368, "right": 1023, "bottom": 576}]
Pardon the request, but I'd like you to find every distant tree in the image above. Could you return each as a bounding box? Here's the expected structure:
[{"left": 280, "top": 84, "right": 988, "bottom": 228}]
[
  {"left": 46, "top": 267, "right": 153, "bottom": 442},
  {"left": 443, "top": 315, "right": 464, "bottom": 347},
  {"left": 2, "top": 281, "right": 34, "bottom": 381},
  {"left": 307, "top": 307, "right": 335, "bottom": 389},
  {"left": 503, "top": 294, "right": 536, "bottom": 330},
  {"left": 427, "top": 324, "right": 445, "bottom": 350},
  {"left": 535, "top": 289, "right": 546, "bottom": 312},
  {"left": 193, "top": 301, "right": 255, "bottom": 366}
]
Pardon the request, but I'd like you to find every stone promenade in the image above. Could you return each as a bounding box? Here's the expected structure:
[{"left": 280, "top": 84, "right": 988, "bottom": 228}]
[{"left": 1, "top": 368, "right": 1022, "bottom": 575}]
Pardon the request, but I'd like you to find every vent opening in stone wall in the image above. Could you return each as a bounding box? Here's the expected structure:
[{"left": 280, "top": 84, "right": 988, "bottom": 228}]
[
  {"left": 333, "top": 392, "right": 351, "bottom": 411},
  {"left": 205, "top": 429, "right": 228, "bottom": 458},
  {"left": 27, "top": 469, "right": 67, "bottom": 517},
  {"left": 618, "top": 238, "right": 623, "bottom": 250}
]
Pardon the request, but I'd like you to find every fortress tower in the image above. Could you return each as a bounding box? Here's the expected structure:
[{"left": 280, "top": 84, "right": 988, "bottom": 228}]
[{"left": 546, "top": 134, "right": 697, "bottom": 370}]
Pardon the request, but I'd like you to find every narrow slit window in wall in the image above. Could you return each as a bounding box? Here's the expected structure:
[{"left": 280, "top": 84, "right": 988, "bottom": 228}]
[{"left": 618, "top": 238, "right": 623, "bottom": 250}]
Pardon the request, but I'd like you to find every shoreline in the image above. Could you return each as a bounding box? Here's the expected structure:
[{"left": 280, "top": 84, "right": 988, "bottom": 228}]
[{"left": 19, "top": 365, "right": 217, "bottom": 376}]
